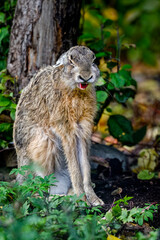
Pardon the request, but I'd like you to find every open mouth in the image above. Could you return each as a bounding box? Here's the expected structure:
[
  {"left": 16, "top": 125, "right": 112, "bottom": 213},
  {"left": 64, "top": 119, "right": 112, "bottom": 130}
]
[{"left": 77, "top": 83, "right": 88, "bottom": 90}]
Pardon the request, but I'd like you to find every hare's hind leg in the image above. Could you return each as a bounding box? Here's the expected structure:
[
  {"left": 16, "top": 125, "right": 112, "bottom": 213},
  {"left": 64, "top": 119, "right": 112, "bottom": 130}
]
[
  {"left": 27, "top": 128, "right": 71, "bottom": 195},
  {"left": 16, "top": 147, "right": 49, "bottom": 184},
  {"left": 50, "top": 169, "right": 71, "bottom": 195},
  {"left": 27, "top": 128, "right": 55, "bottom": 177},
  {"left": 50, "top": 139, "right": 71, "bottom": 195},
  {"left": 16, "top": 152, "right": 31, "bottom": 184}
]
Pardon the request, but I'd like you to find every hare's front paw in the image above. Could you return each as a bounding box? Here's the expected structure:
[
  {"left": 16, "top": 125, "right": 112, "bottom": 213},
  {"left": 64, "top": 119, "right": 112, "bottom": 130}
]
[
  {"left": 85, "top": 189, "right": 104, "bottom": 206},
  {"left": 89, "top": 196, "right": 104, "bottom": 206}
]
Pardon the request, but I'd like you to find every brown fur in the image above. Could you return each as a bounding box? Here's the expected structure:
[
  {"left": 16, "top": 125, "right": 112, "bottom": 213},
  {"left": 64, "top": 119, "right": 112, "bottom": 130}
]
[{"left": 13, "top": 46, "right": 104, "bottom": 206}]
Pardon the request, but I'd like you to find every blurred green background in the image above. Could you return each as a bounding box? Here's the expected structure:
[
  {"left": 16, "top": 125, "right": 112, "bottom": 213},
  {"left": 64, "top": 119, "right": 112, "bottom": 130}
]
[
  {"left": 0, "top": 0, "right": 160, "bottom": 71},
  {"left": 79, "top": 0, "right": 160, "bottom": 66}
]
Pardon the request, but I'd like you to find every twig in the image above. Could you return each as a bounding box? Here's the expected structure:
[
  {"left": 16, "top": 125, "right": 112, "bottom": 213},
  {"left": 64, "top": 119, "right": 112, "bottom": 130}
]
[
  {"left": 94, "top": 90, "right": 114, "bottom": 125},
  {"left": 116, "top": 26, "right": 121, "bottom": 72},
  {"left": 90, "top": 156, "right": 109, "bottom": 168}
]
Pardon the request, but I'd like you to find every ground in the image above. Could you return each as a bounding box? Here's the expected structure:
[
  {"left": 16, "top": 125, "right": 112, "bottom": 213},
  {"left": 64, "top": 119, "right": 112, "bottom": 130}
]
[{"left": 91, "top": 162, "right": 160, "bottom": 238}]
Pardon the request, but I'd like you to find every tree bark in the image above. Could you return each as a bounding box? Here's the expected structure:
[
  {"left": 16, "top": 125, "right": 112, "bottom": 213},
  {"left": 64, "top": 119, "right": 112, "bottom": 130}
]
[{"left": 7, "top": 0, "right": 82, "bottom": 89}]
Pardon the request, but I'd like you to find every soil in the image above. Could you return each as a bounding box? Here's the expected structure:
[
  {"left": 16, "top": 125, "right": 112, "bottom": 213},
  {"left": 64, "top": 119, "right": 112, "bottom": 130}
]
[{"left": 92, "top": 166, "right": 160, "bottom": 231}]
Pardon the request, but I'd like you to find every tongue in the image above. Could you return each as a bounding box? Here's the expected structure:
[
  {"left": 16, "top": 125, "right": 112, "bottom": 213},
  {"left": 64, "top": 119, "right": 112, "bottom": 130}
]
[{"left": 78, "top": 83, "right": 88, "bottom": 90}]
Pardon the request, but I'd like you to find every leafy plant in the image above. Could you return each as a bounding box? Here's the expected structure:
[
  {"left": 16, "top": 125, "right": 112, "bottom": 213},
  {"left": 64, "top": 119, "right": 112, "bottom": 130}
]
[
  {"left": 79, "top": 7, "right": 146, "bottom": 146},
  {"left": 118, "top": 204, "right": 158, "bottom": 226},
  {"left": 136, "top": 230, "right": 158, "bottom": 240},
  {"left": 137, "top": 148, "right": 159, "bottom": 171},
  {"left": 0, "top": 0, "right": 17, "bottom": 70},
  {"left": 105, "top": 196, "right": 159, "bottom": 236},
  {"left": 0, "top": 1, "right": 18, "bottom": 148},
  {"left": 0, "top": 69, "right": 18, "bottom": 148},
  {"left": 0, "top": 167, "right": 159, "bottom": 240},
  {"left": 0, "top": 166, "right": 106, "bottom": 240},
  {"left": 117, "top": 0, "right": 160, "bottom": 65},
  {"left": 132, "top": 148, "right": 159, "bottom": 180}
]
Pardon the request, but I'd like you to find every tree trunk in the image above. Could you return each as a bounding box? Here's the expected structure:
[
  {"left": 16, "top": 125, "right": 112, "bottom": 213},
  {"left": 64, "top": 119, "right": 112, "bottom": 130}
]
[{"left": 7, "top": 0, "right": 82, "bottom": 89}]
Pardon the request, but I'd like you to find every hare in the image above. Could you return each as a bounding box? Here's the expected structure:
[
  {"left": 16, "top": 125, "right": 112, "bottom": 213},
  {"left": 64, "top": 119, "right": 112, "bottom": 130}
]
[{"left": 13, "top": 46, "right": 104, "bottom": 206}]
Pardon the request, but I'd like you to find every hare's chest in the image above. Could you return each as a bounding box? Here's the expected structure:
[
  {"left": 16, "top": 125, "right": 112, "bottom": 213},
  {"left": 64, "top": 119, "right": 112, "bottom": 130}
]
[
  {"left": 50, "top": 90, "right": 96, "bottom": 125},
  {"left": 66, "top": 96, "right": 84, "bottom": 121}
]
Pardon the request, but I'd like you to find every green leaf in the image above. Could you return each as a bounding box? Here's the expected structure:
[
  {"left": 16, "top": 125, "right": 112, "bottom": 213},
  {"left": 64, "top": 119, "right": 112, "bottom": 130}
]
[
  {"left": 105, "top": 211, "right": 113, "bottom": 223},
  {"left": 21, "top": 201, "right": 30, "bottom": 216},
  {"left": 143, "top": 215, "right": 148, "bottom": 222},
  {"left": 95, "top": 52, "right": 108, "bottom": 58},
  {"left": 0, "top": 27, "right": 9, "bottom": 44},
  {"left": 0, "top": 139, "right": 8, "bottom": 148},
  {"left": 130, "top": 78, "right": 137, "bottom": 88},
  {"left": 78, "top": 33, "right": 96, "bottom": 41},
  {"left": 115, "top": 88, "right": 136, "bottom": 103},
  {"left": 118, "top": 69, "right": 137, "bottom": 88},
  {"left": 125, "top": 215, "right": 134, "bottom": 223},
  {"left": 106, "top": 107, "right": 112, "bottom": 113},
  {"left": 103, "top": 30, "right": 111, "bottom": 39},
  {"left": 108, "top": 115, "right": 134, "bottom": 145},
  {"left": 38, "top": 190, "right": 44, "bottom": 197},
  {"left": 0, "top": 123, "right": 12, "bottom": 132},
  {"left": 108, "top": 115, "right": 146, "bottom": 146},
  {"left": 110, "top": 72, "right": 126, "bottom": 88},
  {"left": 89, "top": 40, "right": 104, "bottom": 52},
  {"left": 129, "top": 207, "right": 139, "bottom": 216},
  {"left": 132, "top": 126, "right": 146, "bottom": 145},
  {"left": 118, "top": 208, "right": 128, "bottom": 222},
  {"left": 9, "top": 168, "right": 19, "bottom": 175},
  {"left": 137, "top": 215, "right": 144, "bottom": 226},
  {"left": 145, "top": 211, "right": 153, "bottom": 221},
  {"left": 107, "top": 61, "right": 117, "bottom": 69},
  {"left": 10, "top": 103, "right": 17, "bottom": 109},
  {"left": 121, "top": 64, "right": 132, "bottom": 70},
  {"left": 0, "top": 95, "right": 11, "bottom": 107},
  {"left": 0, "top": 12, "right": 5, "bottom": 23},
  {"left": 96, "top": 77, "right": 106, "bottom": 86},
  {"left": 107, "top": 82, "right": 115, "bottom": 90},
  {"left": 95, "top": 12, "right": 106, "bottom": 24},
  {"left": 0, "top": 106, "right": 7, "bottom": 114},
  {"left": 96, "top": 91, "right": 108, "bottom": 103},
  {"left": 112, "top": 205, "right": 122, "bottom": 217},
  {"left": 10, "top": 109, "right": 15, "bottom": 120},
  {"left": 137, "top": 170, "right": 155, "bottom": 180},
  {"left": 0, "top": 83, "right": 5, "bottom": 91}
]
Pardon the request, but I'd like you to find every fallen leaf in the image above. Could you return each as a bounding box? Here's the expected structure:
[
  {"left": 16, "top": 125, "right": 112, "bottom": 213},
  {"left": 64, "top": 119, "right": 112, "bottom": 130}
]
[
  {"left": 104, "top": 136, "right": 118, "bottom": 144},
  {"left": 137, "top": 148, "right": 158, "bottom": 171},
  {"left": 91, "top": 132, "right": 102, "bottom": 143},
  {"left": 111, "top": 187, "right": 122, "bottom": 196},
  {"left": 107, "top": 235, "right": 121, "bottom": 240}
]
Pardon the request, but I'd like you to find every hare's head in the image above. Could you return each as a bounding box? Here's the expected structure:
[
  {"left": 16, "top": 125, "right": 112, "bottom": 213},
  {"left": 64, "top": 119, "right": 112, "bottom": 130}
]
[{"left": 56, "top": 46, "right": 100, "bottom": 90}]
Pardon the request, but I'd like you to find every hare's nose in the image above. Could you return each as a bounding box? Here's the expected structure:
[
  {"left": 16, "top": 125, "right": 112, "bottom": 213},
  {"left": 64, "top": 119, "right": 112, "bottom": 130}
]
[{"left": 79, "top": 75, "right": 93, "bottom": 82}]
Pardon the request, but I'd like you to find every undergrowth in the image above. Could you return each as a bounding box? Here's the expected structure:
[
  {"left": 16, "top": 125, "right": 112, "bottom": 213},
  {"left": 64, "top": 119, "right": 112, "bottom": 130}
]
[{"left": 0, "top": 165, "right": 159, "bottom": 240}]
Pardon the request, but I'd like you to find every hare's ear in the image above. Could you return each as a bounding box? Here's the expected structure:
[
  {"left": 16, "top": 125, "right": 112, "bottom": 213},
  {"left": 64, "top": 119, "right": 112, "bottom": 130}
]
[{"left": 56, "top": 52, "right": 68, "bottom": 66}]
